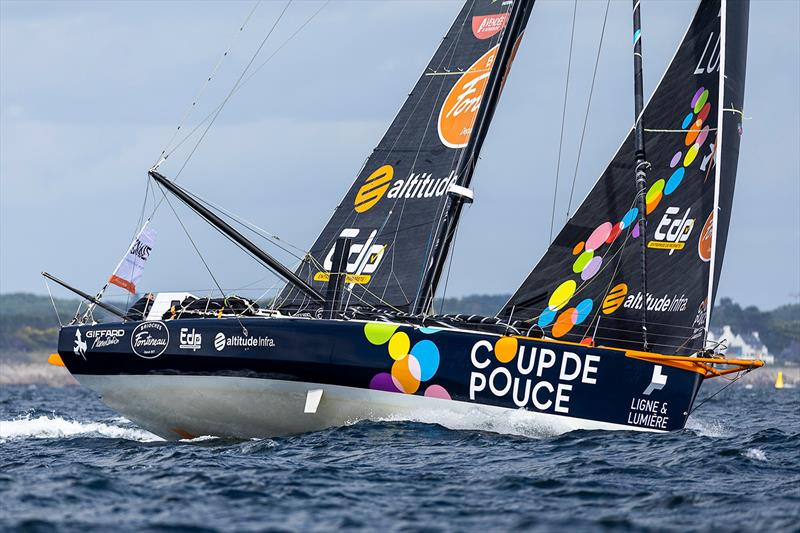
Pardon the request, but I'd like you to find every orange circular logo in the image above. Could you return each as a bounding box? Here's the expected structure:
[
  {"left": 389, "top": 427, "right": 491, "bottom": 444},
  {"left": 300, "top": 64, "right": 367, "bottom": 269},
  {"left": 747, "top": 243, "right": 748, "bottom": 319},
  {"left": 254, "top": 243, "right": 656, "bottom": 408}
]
[
  {"left": 602, "top": 283, "right": 628, "bottom": 315},
  {"left": 354, "top": 165, "right": 393, "bottom": 213},
  {"left": 438, "top": 45, "right": 499, "bottom": 149},
  {"left": 698, "top": 211, "right": 714, "bottom": 262}
]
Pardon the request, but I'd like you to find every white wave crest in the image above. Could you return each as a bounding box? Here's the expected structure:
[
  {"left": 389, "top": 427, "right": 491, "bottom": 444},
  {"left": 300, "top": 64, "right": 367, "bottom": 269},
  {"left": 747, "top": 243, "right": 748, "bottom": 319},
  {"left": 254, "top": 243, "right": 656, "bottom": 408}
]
[
  {"left": 0, "top": 415, "right": 163, "bottom": 442},
  {"left": 743, "top": 448, "right": 767, "bottom": 461},
  {"left": 367, "top": 406, "right": 567, "bottom": 439},
  {"left": 179, "top": 435, "right": 219, "bottom": 443},
  {"left": 685, "top": 417, "right": 732, "bottom": 438}
]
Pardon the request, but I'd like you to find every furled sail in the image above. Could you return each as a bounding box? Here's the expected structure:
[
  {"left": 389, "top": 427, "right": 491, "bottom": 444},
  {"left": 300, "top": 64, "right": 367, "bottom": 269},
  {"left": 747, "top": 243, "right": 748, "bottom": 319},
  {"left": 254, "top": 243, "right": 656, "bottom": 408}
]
[
  {"left": 278, "top": 0, "right": 533, "bottom": 312},
  {"left": 501, "top": 0, "right": 748, "bottom": 356}
]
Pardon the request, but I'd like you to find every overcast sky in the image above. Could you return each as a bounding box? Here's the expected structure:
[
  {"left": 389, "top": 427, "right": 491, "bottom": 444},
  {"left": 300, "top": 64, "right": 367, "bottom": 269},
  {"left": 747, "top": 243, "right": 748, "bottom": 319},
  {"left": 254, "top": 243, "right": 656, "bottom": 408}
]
[{"left": 1, "top": 0, "right": 798, "bottom": 311}]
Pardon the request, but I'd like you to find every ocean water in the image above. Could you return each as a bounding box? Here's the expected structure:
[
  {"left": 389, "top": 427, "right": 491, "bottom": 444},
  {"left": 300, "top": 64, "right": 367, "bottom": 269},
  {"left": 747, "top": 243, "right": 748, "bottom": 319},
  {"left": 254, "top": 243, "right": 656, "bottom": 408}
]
[{"left": 1, "top": 383, "right": 798, "bottom": 532}]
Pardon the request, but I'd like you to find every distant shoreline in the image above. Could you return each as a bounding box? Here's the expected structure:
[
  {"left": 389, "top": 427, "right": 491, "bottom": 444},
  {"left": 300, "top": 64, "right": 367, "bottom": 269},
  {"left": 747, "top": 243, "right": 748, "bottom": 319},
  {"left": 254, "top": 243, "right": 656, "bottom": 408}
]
[{"left": 0, "top": 360, "right": 78, "bottom": 386}]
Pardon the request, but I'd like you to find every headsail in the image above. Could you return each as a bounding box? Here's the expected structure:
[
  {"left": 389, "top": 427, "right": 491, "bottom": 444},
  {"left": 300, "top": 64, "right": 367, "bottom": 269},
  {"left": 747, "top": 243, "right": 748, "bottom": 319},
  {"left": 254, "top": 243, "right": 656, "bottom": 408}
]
[
  {"left": 501, "top": 0, "right": 748, "bottom": 356},
  {"left": 278, "top": 0, "right": 533, "bottom": 312}
]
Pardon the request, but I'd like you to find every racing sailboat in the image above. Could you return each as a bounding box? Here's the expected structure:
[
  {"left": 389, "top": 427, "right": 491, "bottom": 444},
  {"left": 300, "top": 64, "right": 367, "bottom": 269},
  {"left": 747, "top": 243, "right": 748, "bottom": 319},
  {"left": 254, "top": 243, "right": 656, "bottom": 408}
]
[{"left": 50, "top": 0, "right": 762, "bottom": 439}]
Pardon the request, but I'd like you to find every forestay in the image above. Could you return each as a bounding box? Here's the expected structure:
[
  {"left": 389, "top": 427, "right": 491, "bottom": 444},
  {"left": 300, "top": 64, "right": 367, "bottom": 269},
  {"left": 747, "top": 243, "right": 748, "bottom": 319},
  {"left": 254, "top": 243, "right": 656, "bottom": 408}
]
[{"left": 501, "top": 0, "right": 748, "bottom": 356}]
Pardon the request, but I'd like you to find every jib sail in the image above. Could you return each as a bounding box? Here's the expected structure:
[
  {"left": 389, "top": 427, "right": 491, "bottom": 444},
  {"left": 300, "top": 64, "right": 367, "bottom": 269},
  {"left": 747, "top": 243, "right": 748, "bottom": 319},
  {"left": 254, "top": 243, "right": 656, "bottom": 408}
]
[
  {"left": 501, "top": 0, "right": 748, "bottom": 356},
  {"left": 278, "top": 0, "right": 533, "bottom": 312}
]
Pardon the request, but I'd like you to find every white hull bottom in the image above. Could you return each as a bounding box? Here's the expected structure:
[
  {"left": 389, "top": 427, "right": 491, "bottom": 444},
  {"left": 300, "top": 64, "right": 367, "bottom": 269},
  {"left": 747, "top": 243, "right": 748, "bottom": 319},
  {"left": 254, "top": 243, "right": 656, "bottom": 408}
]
[{"left": 76, "top": 374, "right": 660, "bottom": 440}]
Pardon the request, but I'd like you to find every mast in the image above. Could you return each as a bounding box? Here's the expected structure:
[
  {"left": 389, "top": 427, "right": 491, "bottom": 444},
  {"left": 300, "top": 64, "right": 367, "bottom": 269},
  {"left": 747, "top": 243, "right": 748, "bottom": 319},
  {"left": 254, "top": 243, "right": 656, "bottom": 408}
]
[
  {"left": 413, "top": 0, "right": 532, "bottom": 315},
  {"left": 631, "top": 0, "right": 649, "bottom": 349},
  {"left": 703, "top": 0, "right": 728, "bottom": 343},
  {"left": 149, "top": 171, "right": 326, "bottom": 305}
]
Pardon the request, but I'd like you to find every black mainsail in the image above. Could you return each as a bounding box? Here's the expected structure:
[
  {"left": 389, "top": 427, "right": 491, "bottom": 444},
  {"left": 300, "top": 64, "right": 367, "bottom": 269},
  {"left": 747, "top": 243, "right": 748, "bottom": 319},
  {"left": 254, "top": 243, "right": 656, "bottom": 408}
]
[
  {"left": 501, "top": 0, "right": 748, "bottom": 356},
  {"left": 278, "top": 0, "right": 534, "bottom": 313}
]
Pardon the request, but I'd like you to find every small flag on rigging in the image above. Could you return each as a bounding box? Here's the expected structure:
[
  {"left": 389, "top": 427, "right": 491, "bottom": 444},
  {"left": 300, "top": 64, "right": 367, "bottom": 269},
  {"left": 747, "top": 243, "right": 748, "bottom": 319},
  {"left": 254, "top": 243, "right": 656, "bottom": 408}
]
[{"left": 108, "top": 223, "right": 157, "bottom": 294}]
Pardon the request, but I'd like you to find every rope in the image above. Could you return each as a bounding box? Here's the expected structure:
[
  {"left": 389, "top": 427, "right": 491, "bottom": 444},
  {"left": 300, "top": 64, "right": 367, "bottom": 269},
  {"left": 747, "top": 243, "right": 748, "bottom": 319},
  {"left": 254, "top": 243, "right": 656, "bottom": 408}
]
[
  {"left": 566, "top": 0, "right": 610, "bottom": 219},
  {"left": 548, "top": 0, "right": 578, "bottom": 242},
  {"left": 688, "top": 368, "right": 752, "bottom": 415}
]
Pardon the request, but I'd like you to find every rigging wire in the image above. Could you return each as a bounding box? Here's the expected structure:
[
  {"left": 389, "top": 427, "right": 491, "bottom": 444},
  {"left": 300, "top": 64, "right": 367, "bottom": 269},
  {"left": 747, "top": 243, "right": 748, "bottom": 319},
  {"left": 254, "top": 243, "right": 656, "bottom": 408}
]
[
  {"left": 140, "top": 0, "right": 330, "bottom": 281},
  {"left": 566, "top": 0, "right": 610, "bottom": 219},
  {"left": 84, "top": 175, "right": 154, "bottom": 319},
  {"left": 155, "top": 182, "right": 248, "bottom": 335},
  {"left": 409, "top": 2, "right": 504, "bottom": 311},
  {"left": 182, "top": 187, "right": 309, "bottom": 260},
  {"left": 152, "top": 1, "right": 262, "bottom": 170},
  {"left": 380, "top": 7, "right": 475, "bottom": 308},
  {"left": 135, "top": 1, "right": 326, "bottom": 311},
  {"left": 548, "top": 0, "right": 578, "bottom": 243},
  {"left": 44, "top": 279, "right": 63, "bottom": 328},
  {"left": 171, "top": 0, "right": 293, "bottom": 182},
  {"left": 147, "top": 0, "right": 295, "bottom": 221},
  {"left": 688, "top": 370, "right": 751, "bottom": 415},
  {"left": 157, "top": 1, "right": 330, "bottom": 168},
  {"left": 436, "top": 215, "right": 462, "bottom": 316}
]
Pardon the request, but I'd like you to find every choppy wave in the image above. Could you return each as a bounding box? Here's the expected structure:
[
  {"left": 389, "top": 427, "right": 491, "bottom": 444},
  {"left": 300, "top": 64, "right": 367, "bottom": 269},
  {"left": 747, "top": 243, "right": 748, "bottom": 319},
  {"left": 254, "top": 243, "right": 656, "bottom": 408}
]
[
  {"left": 0, "top": 415, "right": 162, "bottom": 442},
  {"left": 1, "top": 384, "right": 797, "bottom": 531},
  {"left": 743, "top": 447, "right": 768, "bottom": 461}
]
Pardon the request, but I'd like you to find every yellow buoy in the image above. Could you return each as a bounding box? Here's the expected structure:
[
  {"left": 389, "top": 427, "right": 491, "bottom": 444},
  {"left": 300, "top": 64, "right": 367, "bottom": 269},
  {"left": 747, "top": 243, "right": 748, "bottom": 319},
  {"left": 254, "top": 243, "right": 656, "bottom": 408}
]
[
  {"left": 775, "top": 371, "right": 784, "bottom": 389},
  {"left": 47, "top": 353, "right": 65, "bottom": 367}
]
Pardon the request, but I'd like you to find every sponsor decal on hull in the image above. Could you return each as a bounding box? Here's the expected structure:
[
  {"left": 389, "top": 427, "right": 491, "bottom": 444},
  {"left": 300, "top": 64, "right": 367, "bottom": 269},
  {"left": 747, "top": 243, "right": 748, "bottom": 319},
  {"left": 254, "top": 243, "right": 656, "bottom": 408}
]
[
  {"left": 360, "top": 322, "right": 688, "bottom": 431},
  {"left": 365, "top": 323, "right": 451, "bottom": 400},
  {"left": 86, "top": 328, "right": 125, "bottom": 349},
  {"left": 179, "top": 328, "right": 202, "bottom": 351},
  {"left": 73, "top": 329, "right": 87, "bottom": 359},
  {"left": 643, "top": 365, "right": 668, "bottom": 396},
  {"left": 214, "top": 332, "right": 275, "bottom": 352},
  {"left": 627, "top": 397, "right": 671, "bottom": 430},
  {"left": 131, "top": 321, "right": 169, "bottom": 359},
  {"left": 468, "top": 338, "right": 600, "bottom": 414}
]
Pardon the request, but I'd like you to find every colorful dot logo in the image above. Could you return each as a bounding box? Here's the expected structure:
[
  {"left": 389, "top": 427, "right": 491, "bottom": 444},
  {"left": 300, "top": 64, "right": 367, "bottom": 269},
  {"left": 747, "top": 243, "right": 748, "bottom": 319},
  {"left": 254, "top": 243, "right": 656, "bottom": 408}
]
[
  {"left": 494, "top": 336, "right": 518, "bottom": 363},
  {"left": 365, "top": 323, "right": 451, "bottom": 400},
  {"left": 529, "top": 84, "right": 715, "bottom": 341},
  {"left": 646, "top": 86, "right": 713, "bottom": 215}
]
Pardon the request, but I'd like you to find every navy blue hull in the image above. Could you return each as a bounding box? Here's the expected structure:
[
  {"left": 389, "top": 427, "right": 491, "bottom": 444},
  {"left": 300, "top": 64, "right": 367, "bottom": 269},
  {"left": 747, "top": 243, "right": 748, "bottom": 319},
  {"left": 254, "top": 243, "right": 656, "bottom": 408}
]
[{"left": 58, "top": 318, "right": 703, "bottom": 432}]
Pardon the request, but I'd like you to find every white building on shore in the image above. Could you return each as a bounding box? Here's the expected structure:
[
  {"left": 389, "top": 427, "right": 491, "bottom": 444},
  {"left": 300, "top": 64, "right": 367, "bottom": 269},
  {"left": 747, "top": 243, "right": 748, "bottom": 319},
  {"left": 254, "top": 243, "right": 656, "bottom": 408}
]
[{"left": 707, "top": 325, "right": 775, "bottom": 364}]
